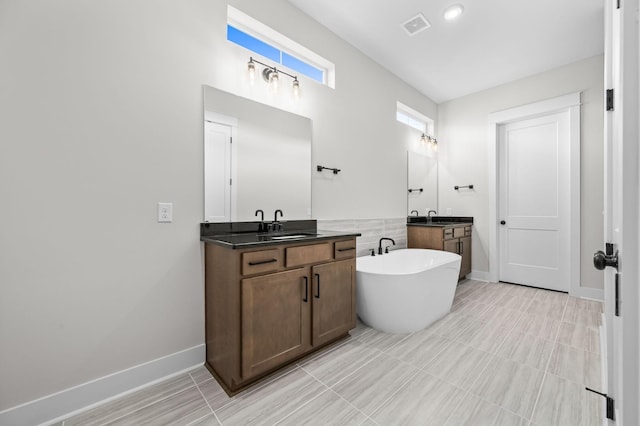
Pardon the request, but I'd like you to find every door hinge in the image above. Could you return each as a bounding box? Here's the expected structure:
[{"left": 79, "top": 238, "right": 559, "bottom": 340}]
[
  {"left": 617, "top": 0, "right": 620, "bottom": 9},
  {"left": 615, "top": 273, "right": 621, "bottom": 316},
  {"left": 606, "top": 89, "right": 615, "bottom": 111},
  {"left": 585, "top": 387, "right": 615, "bottom": 420},
  {"left": 229, "top": 178, "right": 232, "bottom": 186}
]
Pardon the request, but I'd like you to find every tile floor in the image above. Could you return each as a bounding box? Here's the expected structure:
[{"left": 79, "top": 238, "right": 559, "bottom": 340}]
[{"left": 60, "top": 280, "right": 604, "bottom": 426}]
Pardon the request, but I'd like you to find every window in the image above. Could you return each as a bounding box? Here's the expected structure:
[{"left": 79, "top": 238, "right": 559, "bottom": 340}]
[
  {"left": 227, "top": 6, "right": 335, "bottom": 88},
  {"left": 396, "top": 102, "right": 434, "bottom": 135}
]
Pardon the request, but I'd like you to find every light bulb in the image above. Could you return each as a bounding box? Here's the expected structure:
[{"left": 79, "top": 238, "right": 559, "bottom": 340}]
[
  {"left": 270, "top": 70, "right": 279, "bottom": 93},
  {"left": 292, "top": 78, "right": 300, "bottom": 99},
  {"left": 444, "top": 4, "right": 464, "bottom": 21},
  {"left": 247, "top": 60, "right": 256, "bottom": 84}
]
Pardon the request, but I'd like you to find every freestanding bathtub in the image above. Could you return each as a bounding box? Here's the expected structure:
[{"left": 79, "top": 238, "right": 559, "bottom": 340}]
[{"left": 356, "top": 249, "right": 461, "bottom": 333}]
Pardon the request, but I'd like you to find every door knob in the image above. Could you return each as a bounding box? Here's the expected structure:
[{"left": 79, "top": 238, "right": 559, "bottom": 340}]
[
  {"left": 500, "top": 220, "right": 506, "bottom": 225},
  {"left": 593, "top": 249, "right": 618, "bottom": 271}
]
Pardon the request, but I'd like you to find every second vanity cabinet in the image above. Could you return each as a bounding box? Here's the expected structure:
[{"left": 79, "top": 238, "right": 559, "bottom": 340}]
[
  {"left": 408, "top": 224, "right": 472, "bottom": 279},
  {"left": 205, "top": 237, "right": 356, "bottom": 394}
]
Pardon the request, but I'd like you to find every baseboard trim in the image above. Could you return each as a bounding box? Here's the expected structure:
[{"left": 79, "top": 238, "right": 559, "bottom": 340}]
[
  {"left": 0, "top": 344, "right": 205, "bottom": 426},
  {"left": 576, "top": 286, "right": 604, "bottom": 301},
  {"left": 468, "top": 270, "right": 491, "bottom": 282}
]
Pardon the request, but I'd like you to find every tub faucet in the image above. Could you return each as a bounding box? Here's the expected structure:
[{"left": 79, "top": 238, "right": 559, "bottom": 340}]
[
  {"left": 378, "top": 237, "right": 396, "bottom": 255},
  {"left": 410, "top": 210, "right": 419, "bottom": 216}
]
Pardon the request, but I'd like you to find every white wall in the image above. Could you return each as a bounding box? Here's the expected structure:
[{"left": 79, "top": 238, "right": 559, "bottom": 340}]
[
  {"left": 437, "top": 55, "right": 604, "bottom": 289},
  {"left": 0, "top": 0, "right": 436, "bottom": 413}
]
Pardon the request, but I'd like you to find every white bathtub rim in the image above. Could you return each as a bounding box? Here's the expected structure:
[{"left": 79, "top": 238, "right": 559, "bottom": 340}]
[{"left": 356, "top": 248, "right": 461, "bottom": 276}]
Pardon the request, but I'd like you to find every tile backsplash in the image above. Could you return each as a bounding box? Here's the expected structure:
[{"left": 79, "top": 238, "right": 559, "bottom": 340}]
[{"left": 318, "top": 218, "right": 407, "bottom": 257}]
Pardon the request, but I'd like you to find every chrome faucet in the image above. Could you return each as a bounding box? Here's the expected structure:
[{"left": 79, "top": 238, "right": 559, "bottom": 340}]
[
  {"left": 378, "top": 237, "right": 396, "bottom": 255},
  {"left": 410, "top": 210, "right": 419, "bottom": 216}
]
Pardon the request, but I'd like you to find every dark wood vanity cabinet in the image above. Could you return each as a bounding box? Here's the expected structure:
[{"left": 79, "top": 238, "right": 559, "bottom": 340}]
[
  {"left": 204, "top": 237, "right": 356, "bottom": 394},
  {"left": 408, "top": 224, "right": 472, "bottom": 279}
]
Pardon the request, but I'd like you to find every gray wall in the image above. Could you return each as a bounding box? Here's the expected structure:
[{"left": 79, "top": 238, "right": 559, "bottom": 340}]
[
  {"left": 0, "top": 0, "right": 436, "bottom": 410},
  {"left": 437, "top": 55, "right": 604, "bottom": 289}
]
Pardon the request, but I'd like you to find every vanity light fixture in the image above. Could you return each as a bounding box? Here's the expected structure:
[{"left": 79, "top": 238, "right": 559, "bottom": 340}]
[
  {"left": 247, "top": 57, "right": 300, "bottom": 97},
  {"left": 420, "top": 133, "right": 438, "bottom": 152},
  {"left": 443, "top": 4, "right": 464, "bottom": 21}
]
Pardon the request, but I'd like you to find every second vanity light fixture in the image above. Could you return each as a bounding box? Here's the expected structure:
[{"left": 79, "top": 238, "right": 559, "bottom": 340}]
[
  {"left": 248, "top": 56, "right": 300, "bottom": 98},
  {"left": 420, "top": 133, "right": 438, "bottom": 152}
]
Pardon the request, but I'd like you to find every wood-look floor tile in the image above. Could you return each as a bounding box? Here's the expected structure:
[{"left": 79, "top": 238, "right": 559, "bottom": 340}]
[
  {"left": 505, "top": 284, "right": 541, "bottom": 299},
  {"left": 497, "top": 330, "right": 554, "bottom": 370},
  {"left": 427, "top": 312, "right": 477, "bottom": 339},
  {"left": 566, "top": 297, "right": 603, "bottom": 313},
  {"left": 424, "top": 341, "right": 492, "bottom": 390},
  {"left": 444, "top": 393, "right": 505, "bottom": 425},
  {"left": 494, "top": 293, "right": 533, "bottom": 311},
  {"left": 105, "top": 386, "right": 211, "bottom": 426},
  {"left": 563, "top": 305, "right": 602, "bottom": 328},
  {"left": 300, "top": 339, "right": 381, "bottom": 387},
  {"left": 186, "top": 414, "right": 221, "bottom": 426},
  {"left": 470, "top": 357, "right": 544, "bottom": 419},
  {"left": 531, "top": 373, "right": 601, "bottom": 426},
  {"left": 274, "top": 390, "right": 367, "bottom": 426},
  {"left": 196, "top": 376, "right": 232, "bottom": 411},
  {"left": 64, "top": 374, "right": 195, "bottom": 426},
  {"left": 355, "top": 327, "right": 410, "bottom": 352},
  {"left": 534, "top": 290, "right": 569, "bottom": 306},
  {"left": 512, "top": 312, "right": 561, "bottom": 341},
  {"left": 476, "top": 305, "right": 523, "bottom": 328},
  {"left": 452, "top": 298, "right": 492, "bottom": 318},
  {"left": 385, "top": 329, "right": 451, "bottom": 368},
  {"left": 189, "top": 366, "right": 214, "bottom": 385},
  {"left": 557, "top": 322, "right": 600, "bottom": 354},
  {"left": 548, "top": 343, "right": 600, "bottom": 389},
  {"left": 526, "top": 300, "right": 565, "bottom": 321},
  {"left": 331, "top": 353, "right": 419, "bottom": 416},
  {"left": 350, "top": 318, "right": 373, "bottom": 339},
  {"left": 371, "top": 371, "right": 465, "bottom": 426},
  {"left": 215, "top": 368, "right": 325, "bottom": 425},
  {"left": 455, "top": 321, "right": 510, "bottom": 354}
]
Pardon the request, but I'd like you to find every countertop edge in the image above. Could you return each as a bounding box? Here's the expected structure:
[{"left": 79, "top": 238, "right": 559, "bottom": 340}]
[{"left": 201, "top": 232, "right": 361, "bottom": 249}]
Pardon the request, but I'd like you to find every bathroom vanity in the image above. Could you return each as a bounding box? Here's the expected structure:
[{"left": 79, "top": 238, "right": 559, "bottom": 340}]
[
  {"left": 407, "top": 217, "right": 473, "bottom": 279},
  {"left": 201, "top": 221, "right": 359, "bottom": 395}
]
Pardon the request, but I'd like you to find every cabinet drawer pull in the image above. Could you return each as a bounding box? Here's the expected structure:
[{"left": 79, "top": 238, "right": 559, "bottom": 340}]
[
  {"left": 303, "top": 276, "right": 309, "bottom": 302},
  {"left": 315, "top": 273, "right": 320, "bottom": 299},
  {"left": 248, "top": 258, "right": 278, "bottom": 266},
  {"left": 337, "top": 247, "right": 355, "bottom": 252}
]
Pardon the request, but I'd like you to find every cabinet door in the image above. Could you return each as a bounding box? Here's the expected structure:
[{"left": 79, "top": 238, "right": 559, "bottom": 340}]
[
  {"left": 311, "top": 260, "right": 356, "bottom": 347},
  {"left": 459, "top": 236, "right": 472, "bottom": 278},
  {"left": 443, "top": 238, "right": 459, "bottom": 254},
  {"left": 242, "top": 268, "right": 311, "bottom": 379}
]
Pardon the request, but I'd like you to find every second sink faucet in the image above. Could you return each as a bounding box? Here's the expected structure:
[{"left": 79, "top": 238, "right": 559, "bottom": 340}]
[
  {"left": 270, "top": 209, "right": 284, "bottom": 232},
  {"left": 427, "top": 210, "right": 437, "bottom": 221},
  {"left": 378, "top": 237, "right": 396, "bottom": 255}
]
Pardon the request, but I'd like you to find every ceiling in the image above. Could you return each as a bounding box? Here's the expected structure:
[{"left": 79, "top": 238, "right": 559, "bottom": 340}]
[{"left": 288, "top": 0, "right": 604, "bottom": 103}]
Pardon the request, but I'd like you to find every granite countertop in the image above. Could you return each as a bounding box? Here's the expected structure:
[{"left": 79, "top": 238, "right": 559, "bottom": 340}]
[
  {"left": 200, "top": 220, "right": 360, "bottom": 249},
  {"left": 406, "top": 216, "right": 473, "bottom": 228}
]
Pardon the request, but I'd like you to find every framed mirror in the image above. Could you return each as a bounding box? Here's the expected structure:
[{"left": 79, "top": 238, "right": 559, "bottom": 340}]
[
  {"left": 203, "top": 86, "right": 312, "bottom": 222},
  {"left": 407, "top": 150, "right": 438, "bottom": 215}
]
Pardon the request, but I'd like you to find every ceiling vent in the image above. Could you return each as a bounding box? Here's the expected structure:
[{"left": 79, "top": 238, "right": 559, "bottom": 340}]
[{"left": 401, "top": 13, "right": 431, "bottom": 36}]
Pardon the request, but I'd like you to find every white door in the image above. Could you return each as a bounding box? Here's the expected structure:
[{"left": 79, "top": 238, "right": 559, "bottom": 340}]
[
  {"left": 601, "top": 0, "right": 639, "bottom": 424},
  {"left": 204, "top": 121, "right": 232, "bottom": 222},
  {"left": 498, "top": 112, "right": 571, "bottom": 291}
]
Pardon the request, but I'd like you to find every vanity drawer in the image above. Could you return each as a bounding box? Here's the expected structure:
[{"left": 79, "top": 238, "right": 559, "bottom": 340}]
[
  {"left": 453, "top": 227, "right": 466, "bottom": 238},
  {"left": 464, "top": 226, "right": 472, "bottom": 236},
  {"left": 334, "top": 240, "right": 357, "bottom": 259},
  {"left": 286, "top": 243, "right": 332, "bottom": 267},
  {"left": 443, "top": 228, "right": 454, "bottom": 240},
  {"left": 242, "top": 249, "right": 282, "bottom": 275}
]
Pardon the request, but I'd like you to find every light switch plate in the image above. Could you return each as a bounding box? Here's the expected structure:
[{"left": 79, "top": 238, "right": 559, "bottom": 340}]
[{"left": 158, "top": 202, "right": 173, "bottom": 222}]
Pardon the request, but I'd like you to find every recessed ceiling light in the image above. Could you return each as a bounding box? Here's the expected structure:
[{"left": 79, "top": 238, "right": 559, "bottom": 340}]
[{"left": 443, "top": 4, "right": 464, "bottom": 21}]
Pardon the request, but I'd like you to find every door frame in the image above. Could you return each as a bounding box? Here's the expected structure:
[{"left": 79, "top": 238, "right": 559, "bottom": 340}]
[{"left": 487, "top": 92, "right": 590, "bottom": 298}]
